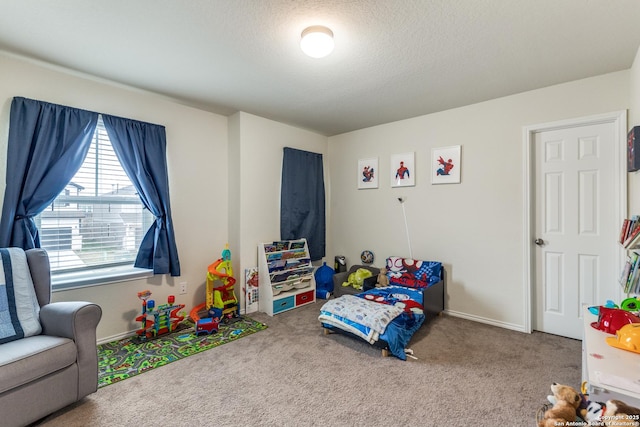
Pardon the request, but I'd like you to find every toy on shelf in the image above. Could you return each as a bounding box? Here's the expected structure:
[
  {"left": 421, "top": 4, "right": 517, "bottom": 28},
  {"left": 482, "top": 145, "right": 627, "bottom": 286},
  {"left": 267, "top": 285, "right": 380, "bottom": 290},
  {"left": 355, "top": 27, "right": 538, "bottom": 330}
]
[
  {"left": 590, "top": 306, "right": 640, "bottom": 334},
  {"left": 588, "top": 297, "right": 640, "bottom": 316},
  {"left": 135, "top": 290, "right": 185, "bottom": 340},
  {"left": 606, "top": 323, "right": 640, "bottom": 354},
  {"left": 588, "top": 300, "right": 618, "bottom": 315},
  {"left": 621, "top": 297, "right": 640, "bottom": 312},
  {"left": 190, "top": 244, "right": 240, "bottom": 333}
]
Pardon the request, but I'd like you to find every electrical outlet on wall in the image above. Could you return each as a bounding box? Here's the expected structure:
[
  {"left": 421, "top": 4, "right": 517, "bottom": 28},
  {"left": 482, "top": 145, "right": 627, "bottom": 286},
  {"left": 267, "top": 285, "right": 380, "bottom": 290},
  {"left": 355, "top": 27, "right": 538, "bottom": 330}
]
[{"left": 179, "top": 282, "right": 188, "bottom": 294}]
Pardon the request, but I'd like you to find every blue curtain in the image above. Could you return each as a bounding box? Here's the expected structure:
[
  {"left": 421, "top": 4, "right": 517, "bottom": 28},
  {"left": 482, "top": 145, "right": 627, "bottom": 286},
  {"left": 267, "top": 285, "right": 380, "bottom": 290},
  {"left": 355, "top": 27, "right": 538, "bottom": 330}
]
[
  {"left": 102, "top": 115, "right": 181, "bottom": 276},
  {"left": 280, "top": 147, "right": 325, "bottom": 261},
  {"left": 0, "top": 97, "right": 98, "bottom": 248}
]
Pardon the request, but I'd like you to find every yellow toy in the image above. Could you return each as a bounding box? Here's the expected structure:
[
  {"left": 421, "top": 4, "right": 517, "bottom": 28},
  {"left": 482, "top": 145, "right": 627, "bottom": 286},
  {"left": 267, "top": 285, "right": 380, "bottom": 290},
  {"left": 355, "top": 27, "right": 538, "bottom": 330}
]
[
  {"left": 341, "top": 268, "right": 373, "bottom": 290},
  {"left": 190, "top": 244, "right": 239, "bottom": 324}
]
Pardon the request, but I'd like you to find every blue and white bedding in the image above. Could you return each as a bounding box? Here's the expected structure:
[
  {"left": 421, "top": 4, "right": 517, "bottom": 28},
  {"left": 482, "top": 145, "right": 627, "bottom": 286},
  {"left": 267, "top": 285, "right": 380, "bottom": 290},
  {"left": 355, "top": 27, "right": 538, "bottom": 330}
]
[{"left": 319, "top": 285, "right": 425, "bottom": 360}]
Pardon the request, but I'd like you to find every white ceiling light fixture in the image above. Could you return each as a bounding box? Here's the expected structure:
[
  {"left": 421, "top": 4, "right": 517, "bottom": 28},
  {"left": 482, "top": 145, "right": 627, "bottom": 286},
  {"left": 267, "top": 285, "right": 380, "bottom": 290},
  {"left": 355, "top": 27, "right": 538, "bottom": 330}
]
[{"left": 300, "top": 25, "right": 334, "bottom": 58}]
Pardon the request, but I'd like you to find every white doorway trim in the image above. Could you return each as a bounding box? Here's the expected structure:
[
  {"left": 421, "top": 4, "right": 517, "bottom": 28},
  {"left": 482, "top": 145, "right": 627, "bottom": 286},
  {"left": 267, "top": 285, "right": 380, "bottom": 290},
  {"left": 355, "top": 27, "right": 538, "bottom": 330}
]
[{"left": 522, "top": 111, "right": 627, "bottom": 334}]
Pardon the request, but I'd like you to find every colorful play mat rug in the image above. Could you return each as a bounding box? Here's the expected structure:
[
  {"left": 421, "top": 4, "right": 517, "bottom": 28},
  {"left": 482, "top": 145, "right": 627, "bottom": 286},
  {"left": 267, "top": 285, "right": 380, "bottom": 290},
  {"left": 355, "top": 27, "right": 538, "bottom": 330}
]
[{"left": 98, "top": 316, "right": 267, "bottom": 388}]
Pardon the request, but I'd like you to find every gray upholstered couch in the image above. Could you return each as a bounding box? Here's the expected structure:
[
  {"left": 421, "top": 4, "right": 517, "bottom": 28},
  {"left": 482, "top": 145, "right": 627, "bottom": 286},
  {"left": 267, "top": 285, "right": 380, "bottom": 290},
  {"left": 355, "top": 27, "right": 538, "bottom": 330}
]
[{"left": 0, "top": 249, "right": 102, "bottom": 427}]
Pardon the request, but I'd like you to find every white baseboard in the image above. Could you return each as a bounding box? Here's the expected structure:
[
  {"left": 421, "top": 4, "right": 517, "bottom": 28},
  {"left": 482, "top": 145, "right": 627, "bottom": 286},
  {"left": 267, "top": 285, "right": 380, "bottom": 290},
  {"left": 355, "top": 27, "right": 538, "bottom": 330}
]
[
  {"left": 444, "top": 309, "right": 528, "bottom": 333},
  {"left": 98, "top": 330, "right": 137, "bottom": 345}
]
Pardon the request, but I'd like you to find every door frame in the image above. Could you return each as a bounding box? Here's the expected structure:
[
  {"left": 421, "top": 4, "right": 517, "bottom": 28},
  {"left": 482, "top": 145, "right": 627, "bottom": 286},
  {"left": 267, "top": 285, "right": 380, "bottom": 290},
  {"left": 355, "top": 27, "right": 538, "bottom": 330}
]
[{"left": 522, "top": 111, "right": 627, "bottom": 334}]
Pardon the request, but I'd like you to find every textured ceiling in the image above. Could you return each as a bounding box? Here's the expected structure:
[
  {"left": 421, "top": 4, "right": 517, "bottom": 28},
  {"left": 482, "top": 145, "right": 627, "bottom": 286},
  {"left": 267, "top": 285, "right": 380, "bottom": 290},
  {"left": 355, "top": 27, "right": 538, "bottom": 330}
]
[{"left": 1, "top": 0, "right": 640, "bottom": 136}]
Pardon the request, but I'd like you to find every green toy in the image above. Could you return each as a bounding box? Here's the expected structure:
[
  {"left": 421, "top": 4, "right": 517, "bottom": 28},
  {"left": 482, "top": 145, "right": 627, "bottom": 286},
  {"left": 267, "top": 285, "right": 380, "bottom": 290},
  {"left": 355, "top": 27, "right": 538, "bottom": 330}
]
[
  {"left": 342, "top": 268, "right": 373, "bottom": 290},
  {"left": 621, "top": 297, "right": 640, "bottom": 312}
]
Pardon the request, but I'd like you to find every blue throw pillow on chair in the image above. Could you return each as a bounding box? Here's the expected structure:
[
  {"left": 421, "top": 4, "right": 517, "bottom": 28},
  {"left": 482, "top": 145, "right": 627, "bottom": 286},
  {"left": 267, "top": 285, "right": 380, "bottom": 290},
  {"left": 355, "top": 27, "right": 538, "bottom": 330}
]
[{"left": 0, "top": 248, "right": 42, "bottom": 344}]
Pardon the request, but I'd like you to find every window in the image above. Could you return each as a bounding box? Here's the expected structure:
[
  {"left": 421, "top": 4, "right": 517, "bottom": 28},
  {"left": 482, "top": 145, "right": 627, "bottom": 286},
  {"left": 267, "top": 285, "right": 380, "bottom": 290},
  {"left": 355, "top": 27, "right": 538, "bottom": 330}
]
[{"left": 35, "top": 115, "right": 154, "bottom": 275}]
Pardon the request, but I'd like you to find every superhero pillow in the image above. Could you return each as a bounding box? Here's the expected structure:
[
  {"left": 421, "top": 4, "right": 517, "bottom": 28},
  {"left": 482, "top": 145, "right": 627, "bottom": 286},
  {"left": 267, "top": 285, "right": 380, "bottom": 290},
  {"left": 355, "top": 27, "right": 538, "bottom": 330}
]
[{"left": 385, "top": 256, "right": 442, "bottom": 289}]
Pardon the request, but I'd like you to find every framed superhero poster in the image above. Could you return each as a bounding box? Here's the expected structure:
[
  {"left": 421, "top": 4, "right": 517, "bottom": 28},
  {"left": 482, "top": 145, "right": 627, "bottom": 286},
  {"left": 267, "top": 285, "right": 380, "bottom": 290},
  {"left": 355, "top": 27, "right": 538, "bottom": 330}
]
[
  {"left": 431, "top": 145, "right": 461, "bottom": 184},
  {"left": 391, "top": 152, "right": 415, "bottom": 187},
  {"left": 358, "top": 157, "right": 378, "bottom": 189}
]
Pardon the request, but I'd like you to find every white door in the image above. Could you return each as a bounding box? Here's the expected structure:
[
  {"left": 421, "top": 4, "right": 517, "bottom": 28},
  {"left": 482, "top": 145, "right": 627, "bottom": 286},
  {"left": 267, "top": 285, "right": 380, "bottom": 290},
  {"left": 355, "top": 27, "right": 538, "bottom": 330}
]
[{"left": 533, "top": 121, "right": 619, "bottom": 340}]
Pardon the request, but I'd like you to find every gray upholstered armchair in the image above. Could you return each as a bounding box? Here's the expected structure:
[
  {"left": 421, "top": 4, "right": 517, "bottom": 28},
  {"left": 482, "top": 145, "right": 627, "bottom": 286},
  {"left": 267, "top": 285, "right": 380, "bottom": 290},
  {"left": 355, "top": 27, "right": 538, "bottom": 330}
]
[{"left": 0, "top": 248, "right": 102, "bottom": 427}]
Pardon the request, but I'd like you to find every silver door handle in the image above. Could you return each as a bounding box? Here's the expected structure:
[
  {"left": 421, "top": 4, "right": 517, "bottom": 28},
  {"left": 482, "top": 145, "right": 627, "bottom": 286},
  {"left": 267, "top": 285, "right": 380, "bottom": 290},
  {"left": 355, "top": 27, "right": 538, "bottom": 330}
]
[{"left": 535, "top": 238, "right": 544, "bottom": 246}]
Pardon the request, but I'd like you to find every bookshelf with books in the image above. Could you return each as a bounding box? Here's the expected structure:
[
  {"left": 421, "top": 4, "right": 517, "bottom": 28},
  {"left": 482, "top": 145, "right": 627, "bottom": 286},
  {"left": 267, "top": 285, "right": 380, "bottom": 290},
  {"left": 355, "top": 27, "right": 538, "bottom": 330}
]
[
  {"left": 258, "top": 238, "right": 316, "bottom": 316},
  {"left": 619, "top": 215, "right": 640, "bottom": 294}
]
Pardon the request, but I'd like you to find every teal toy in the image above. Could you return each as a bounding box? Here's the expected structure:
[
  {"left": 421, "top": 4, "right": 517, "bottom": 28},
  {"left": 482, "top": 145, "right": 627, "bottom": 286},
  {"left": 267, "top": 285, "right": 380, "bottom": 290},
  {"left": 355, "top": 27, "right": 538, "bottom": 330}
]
[{"left": 588, "top": 300, "right": 618, "bottom": 315}]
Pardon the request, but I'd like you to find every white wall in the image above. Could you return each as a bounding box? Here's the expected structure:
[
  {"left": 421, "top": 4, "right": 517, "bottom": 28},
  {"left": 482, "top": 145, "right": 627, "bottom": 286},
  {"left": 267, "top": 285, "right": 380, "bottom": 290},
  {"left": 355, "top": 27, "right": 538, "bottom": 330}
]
[
  {"left": 631, "top": 46, "right": 640, "bottom": 133},
  {"left": 229, "top": 112, "right": 328, "bottom": 311},
  {"left": 0, "top": 53, "right": 229, "bottom": 341},
  {"left": 628, "top": 46, "right": 640, "bottom": 214},
  {"left": 328, "top": 71, "right": 630, "bottom": 331}
]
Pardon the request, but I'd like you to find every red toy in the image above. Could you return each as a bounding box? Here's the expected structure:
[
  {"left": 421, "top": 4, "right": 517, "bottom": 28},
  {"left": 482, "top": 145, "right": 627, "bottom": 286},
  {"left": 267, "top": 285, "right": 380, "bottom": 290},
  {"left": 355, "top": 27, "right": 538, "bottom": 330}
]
[
  {"left": 195, "top": 316, "right": 219, "bottom": 335},
  {"left": 590, "top": 306, "right": 640, "bottom": 335},
  {"left": 136, "top": 290, "right": 185, "bottom": 340}
]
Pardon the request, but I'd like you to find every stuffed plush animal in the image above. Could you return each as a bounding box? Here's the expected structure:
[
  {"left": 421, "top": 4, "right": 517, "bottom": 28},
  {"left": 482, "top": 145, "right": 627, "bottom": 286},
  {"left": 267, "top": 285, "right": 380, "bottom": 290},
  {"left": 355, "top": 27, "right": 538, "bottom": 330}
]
[
  {"left": 581, "top": 399, "right": 605, "bottom": 425},
  {"left": 603, "top": 400, "right": 640, "bottom": 427},
  {"left": 545, "top": 387, "right": 605, "bottom": 425},
  {"left": 546, "top": 389, "right": 605, "bottom": 425},
  {"left": 538, "top": 383, "right": 581, "bottom": 427},
  {"left": 376, "top": 267, "right": 389, "bottom": 287},
  {"left": 341, "top": 268, "right": 373, "bottom": 290}
]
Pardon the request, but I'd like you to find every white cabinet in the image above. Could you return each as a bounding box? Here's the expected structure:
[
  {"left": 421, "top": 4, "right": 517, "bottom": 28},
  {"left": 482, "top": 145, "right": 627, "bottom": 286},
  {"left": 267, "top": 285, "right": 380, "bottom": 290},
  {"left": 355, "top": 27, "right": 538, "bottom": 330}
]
[
  {"left": 582, "top": 305, "right": 640, "bottom": 407},
  {"left": 258, "top": 239, "right": 316, "bottom": 316}
]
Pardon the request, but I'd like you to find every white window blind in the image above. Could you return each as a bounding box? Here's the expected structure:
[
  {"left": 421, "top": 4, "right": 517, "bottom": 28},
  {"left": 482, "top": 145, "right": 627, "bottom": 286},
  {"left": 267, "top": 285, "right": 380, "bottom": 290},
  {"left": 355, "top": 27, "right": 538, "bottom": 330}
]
[{"left": 35, "top": 115, "right": 153, "bottom": 273}]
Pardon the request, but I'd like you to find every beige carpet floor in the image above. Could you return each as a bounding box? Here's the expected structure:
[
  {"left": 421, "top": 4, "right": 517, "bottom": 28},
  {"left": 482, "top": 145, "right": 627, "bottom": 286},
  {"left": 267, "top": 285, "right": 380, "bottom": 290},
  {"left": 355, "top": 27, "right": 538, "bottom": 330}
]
[{"left": 34, "top": 300, "right": 581, "bottom": 426}]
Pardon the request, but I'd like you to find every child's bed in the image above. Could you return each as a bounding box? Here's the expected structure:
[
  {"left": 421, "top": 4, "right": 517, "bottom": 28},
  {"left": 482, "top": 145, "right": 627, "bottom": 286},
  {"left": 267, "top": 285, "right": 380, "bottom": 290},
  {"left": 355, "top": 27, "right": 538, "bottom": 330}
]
[{"left": 318, "top": 257, "right": 445, "bottom": 360}]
